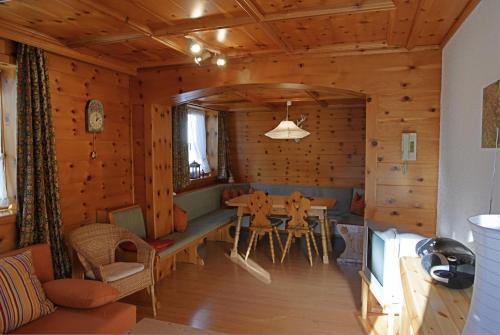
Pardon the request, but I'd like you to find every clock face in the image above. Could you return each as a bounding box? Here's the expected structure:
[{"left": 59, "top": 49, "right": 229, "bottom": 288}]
[{"left": 86, "top": 99, "right": 104, "bottom": 133}]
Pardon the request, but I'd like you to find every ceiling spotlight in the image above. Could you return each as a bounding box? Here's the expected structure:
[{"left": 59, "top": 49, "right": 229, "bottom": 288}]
[
  {"left": 215, "top": 55, "right": 226, "bottom": 67},
  {"left": 194, "top": 56, "right": 203, "bottom": 65},
  {"left": 190, "top": 41, "right": 202, "bottom": 54}
]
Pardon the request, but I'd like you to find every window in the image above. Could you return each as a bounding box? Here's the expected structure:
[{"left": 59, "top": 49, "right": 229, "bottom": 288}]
[
  {"left": 0, "top": 67, "right": 17, "bottom": 209},
  {"left": 187, "top": 107, "right": 211, "bottom": 174}
]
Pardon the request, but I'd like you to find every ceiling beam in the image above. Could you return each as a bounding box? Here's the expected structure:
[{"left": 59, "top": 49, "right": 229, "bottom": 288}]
[
  {"left": 440, "top": 0, "right": 481, "bottom": 48},
  {"left": 234, "top": 0, "right": 291, "bottom": 52},
  {"left": 406, "top": 0, "right": 436, "bottom": 50},
  {"left": 0, "top": 21, "right": 136, "bottom": 75},
  {"left": 232, "top": 90, "right": 278, "bottom": 111},
  {"left": 305, "top": 91, "right": 329, "bottom": 108},
  {"left": 69, "top": 0, "right": 189, "bottom": 55},
  {"left": 67, "top": 33, "right": 145, "bottom": 48},
  {"left": 263, "top": 0, "right": 396, "bottom": 21}
]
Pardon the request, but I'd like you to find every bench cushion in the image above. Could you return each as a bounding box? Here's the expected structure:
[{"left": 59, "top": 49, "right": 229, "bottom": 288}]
[{"left": 157, "top": 209, "right": 236, "bottom": 258}]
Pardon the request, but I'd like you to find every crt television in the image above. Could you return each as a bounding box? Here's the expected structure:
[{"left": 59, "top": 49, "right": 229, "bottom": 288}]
[{"left": 363, "top": 221, "right": 425, "bottom": 309}]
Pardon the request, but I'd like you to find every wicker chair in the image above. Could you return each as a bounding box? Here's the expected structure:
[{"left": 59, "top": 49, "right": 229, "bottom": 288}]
[{"left": 69, "top": 223, "right": 157, "bottom": 316}]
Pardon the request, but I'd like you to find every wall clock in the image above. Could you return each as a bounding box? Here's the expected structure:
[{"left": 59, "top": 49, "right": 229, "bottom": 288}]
[{"left": 85, "top": 99, "right": 104, "bottom": 160}]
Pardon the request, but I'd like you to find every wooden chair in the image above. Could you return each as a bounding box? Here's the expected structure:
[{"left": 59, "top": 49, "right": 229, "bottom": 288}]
[
  {"left": 69, "top": 223, "right": 157, "bottom": 316},
  {"left": 281, "top": 192, "right": 319, "bottom": 266},
  {"left": 245, "top": 191, "right": 283, "bottom": 263}
]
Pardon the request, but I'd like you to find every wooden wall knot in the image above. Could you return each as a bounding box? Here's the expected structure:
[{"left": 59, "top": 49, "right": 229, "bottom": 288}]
[
  {"left": 390, "top": 211, "right": 400, "bottom": 216},
  {"left": 371, "top": 139, "right": 378, "bottom": 147}
]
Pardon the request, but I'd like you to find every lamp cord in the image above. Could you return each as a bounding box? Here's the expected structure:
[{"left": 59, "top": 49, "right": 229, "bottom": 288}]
[{"left": 489, "top": 127, "right": 499, "bottom": 215}]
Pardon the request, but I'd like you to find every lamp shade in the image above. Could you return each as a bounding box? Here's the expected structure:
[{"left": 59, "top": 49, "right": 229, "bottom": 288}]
[{"left": 264, "top": 120, "right": 310, "bottom": 140}]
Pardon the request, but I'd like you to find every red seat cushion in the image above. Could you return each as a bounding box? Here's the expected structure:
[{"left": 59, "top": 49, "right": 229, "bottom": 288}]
[{"left": 120, "top": 239, "right": 174, "bottom": 253}]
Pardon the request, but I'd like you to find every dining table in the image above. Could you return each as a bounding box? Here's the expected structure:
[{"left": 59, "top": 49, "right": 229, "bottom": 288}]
[{"left": 226, "top": 194, "right": 337, "bottom": 264}]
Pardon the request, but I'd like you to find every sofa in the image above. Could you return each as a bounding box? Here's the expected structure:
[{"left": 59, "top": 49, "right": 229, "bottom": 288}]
[{"left": 0, "top": 244, "right": 136, "bottom": 334}]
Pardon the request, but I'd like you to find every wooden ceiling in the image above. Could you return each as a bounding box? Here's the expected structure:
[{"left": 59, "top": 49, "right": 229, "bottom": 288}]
[
  {"left": 178, "top": 84, "right": 366, "bottom": 112},
  {"left": 0, "top": 0, "right": 480, "bottom": 73}
]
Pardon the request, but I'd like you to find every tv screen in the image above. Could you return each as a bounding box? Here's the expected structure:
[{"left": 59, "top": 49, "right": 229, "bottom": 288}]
[{"left": 368, "top": 228, "right": 385, "bottom": 285}]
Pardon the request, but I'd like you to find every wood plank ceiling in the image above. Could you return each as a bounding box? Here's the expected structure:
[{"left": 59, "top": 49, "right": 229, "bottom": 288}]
[
  {"left": 181, "top": 84, "right": 366, "bottom": 112},
  {"left": 0, "top": 0, "right": 479, "bottom": 71}
]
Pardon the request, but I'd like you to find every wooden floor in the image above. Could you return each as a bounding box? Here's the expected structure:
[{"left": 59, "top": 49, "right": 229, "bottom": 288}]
[{"left": 126, "top": 240, "right": 363, "bottom": 335}]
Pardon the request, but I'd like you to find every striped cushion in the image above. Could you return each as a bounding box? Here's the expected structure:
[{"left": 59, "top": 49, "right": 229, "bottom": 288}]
[{"left": 0, "top": 250, "right": 55, "bottom": 333}]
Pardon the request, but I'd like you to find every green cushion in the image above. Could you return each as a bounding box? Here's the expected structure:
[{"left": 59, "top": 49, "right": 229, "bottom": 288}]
[
  {"left": 111, "top": 207, "right": 146, "bottom": 239},
  {"left": 157, "top": 209, "right": 236, "bottom": 258}
]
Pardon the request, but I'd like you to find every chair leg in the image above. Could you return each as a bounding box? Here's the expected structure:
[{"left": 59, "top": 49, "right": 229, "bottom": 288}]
[
  {"left": 245, "top": 230, "right": 256, "bottom": 261},
  {"left": 254, "top": 233, "right": 259, "bottom": 252},
  {"left": 268, "top": 231, "right": 275, "bottom": 263},
  {"left": 273, "top": 226, "right": 284, "bottom": 253},
  {"left": 281, "top": 232, "right": 293, "bottom": 263},
  {"left": 150, "top": 284, "right": 157, "bottom": 317},
  {"left": 310, "top": 229, "right": 319, "bottom": 255},
  {"left": 305, "top": 233, "right": 313, "bottom": 266}
]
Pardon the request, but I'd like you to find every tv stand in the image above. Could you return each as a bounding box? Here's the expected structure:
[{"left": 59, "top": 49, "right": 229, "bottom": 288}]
[{"left": 358, "top": 271, "right": 400, "bottom": 335}]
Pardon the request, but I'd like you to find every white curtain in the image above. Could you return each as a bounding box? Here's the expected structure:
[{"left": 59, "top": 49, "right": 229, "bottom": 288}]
[
  {"left": 187, "top": 108, "right": 211, "bottom": 173},
  {"left": 0, "top": 72, "right": 9, "bottom": 208}
]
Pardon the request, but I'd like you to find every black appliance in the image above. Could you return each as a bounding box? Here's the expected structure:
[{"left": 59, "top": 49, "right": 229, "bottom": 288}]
[{"left": 415, "top": 237, "right": 475, "bottom": 289}]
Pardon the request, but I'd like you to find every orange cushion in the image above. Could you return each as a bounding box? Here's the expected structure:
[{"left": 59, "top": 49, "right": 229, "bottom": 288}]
[
  {"left": 350, "top": 192, "right": 365, "bottom": 217},
  {"left": 174, "top": 204, "right": 188, "bottom": 233},
  {"left": 43, "top": 279, "right": 119, "bottom": 309}
]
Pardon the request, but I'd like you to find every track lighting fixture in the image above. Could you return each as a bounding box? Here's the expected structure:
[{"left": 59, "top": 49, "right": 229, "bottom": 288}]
[{"left": 189, "top": 41, "right": 202, "bottom": 54}]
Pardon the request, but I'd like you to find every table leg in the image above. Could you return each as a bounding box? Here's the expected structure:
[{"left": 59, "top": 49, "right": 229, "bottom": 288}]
[
  {"left": 231, "top": 209, "right": 243, "bottom": 258},
  {"left": 320, "top": 212, "right": 329, "bottom": 264},
  {"left": 325, "top": 213, "right": 332, "bottom": 252}
]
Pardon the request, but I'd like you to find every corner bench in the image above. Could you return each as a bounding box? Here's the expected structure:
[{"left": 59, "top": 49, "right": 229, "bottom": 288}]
[{"left": 153, "top": 184, "right": 249, "bottom": 279}]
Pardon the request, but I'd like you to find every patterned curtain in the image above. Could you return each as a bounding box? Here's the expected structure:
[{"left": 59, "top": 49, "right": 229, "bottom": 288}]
[
  {"left": 217, "top": 111, "right": 231, "bottom": 181},
  {"left": 16, "top": 44, "right": 71, "bottom": 278},
  {"left": 172, "top": 104, "right": 190, "bottom": 191}
]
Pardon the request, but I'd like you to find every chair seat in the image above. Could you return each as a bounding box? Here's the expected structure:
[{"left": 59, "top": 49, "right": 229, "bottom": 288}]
[{"left": 87, "top": 262, "right": 145, "bottom": 282}]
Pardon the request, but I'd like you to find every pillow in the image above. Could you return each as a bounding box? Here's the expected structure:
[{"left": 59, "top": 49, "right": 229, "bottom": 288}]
[
  {"left": 221, "top": 188, "right": 232, "bottom": 208},
  {"left": 0, "top": 251, "right": 55, "bottom": 333},
  {"left": 174, "top": 204, "right": 188, "bottom": 232},
  {"left": 43, "top": 279, "right": 119, "bottom": 309},
  {"left": 350, "top": 192, "right": 365, "bottom": 217}
]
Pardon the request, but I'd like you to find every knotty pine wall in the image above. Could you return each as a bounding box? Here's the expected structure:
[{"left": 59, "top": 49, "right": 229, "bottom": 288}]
[
  {"left": 134, "top": 49, "right": 441, "bottom": 236},
  {"left": 228, "top": 106, "right": 365, "bottom": 187},
  {"left": 47, "top": 53, "right": 133, "bottom": 233}
]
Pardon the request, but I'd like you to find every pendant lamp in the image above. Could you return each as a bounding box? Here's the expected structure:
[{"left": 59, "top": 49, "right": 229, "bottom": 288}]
[{"left": 265, "top": 101, "right": 310, "bottom": 140}]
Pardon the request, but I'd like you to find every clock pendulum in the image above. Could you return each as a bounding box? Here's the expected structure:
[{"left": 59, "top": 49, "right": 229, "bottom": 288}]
[{"left": 91, "top": 133, "right": 97, "bottom": 160}]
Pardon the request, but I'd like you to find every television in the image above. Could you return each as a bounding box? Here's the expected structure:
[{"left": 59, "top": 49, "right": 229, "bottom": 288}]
[{"left": 363, "top": 221, "right": 425, "bottom": 309}]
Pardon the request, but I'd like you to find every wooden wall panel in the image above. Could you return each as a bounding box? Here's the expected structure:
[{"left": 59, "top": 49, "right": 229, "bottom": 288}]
[
  {"left": 132, "top": 104, "right": 146, "bottom": 213},
  {"left": 145, "top": 104, "right": 173, "bottom": 238},
  {"left": 228, "top": 106, "right": 365, "bottom": 187},
  {"left": 47, "top": 53, "right": 133, "bottom": 233},
  {"left": 135, "top": 49, "right": 441, "bottom": 236}
]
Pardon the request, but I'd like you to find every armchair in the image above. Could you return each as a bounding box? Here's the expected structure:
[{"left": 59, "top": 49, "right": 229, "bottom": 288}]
[{"left": 69, "top": 223, "right": 157, "bottom": 316}]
